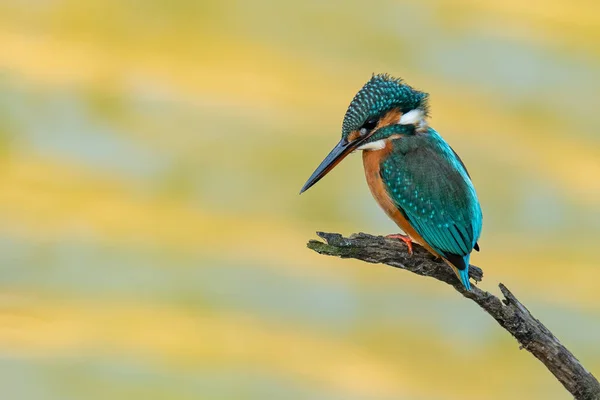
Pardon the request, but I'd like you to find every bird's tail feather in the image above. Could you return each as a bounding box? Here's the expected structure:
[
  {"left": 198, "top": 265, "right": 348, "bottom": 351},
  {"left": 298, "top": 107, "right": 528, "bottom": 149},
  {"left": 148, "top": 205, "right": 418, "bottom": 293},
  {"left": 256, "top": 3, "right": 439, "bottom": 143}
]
[
  {"left": 444, "top": 254, "right": 472, "bottom": 291},
  {"left": 458, "top": 266, "right": 471, "bottom": 291}
]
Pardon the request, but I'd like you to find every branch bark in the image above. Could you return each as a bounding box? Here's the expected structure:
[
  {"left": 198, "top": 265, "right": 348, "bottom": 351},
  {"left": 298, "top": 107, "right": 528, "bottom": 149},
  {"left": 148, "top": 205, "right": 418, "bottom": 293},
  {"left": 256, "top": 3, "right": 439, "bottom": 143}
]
[{"left": 307, "top": 231, "right": 600, "bottom": 400}]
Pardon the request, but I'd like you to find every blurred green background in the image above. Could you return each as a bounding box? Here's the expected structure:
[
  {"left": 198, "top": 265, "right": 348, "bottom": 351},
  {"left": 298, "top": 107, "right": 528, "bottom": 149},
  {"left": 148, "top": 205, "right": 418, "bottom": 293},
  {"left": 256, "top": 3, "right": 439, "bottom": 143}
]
[{"left": 0, "top": 1, "right": 599, "bottom": 399}]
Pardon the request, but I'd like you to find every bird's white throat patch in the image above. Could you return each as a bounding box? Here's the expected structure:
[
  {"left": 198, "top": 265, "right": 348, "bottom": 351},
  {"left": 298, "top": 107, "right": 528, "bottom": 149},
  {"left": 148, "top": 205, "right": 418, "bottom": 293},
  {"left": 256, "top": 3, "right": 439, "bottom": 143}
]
[{"left": 357, "top": 139, "right": 386, "bottom": 151}]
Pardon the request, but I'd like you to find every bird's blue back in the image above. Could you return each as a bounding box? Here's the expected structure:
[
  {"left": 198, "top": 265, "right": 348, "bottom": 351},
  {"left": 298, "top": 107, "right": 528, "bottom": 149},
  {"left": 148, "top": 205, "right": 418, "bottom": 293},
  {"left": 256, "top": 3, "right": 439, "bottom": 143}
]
[{"left": 380, "top": 128, "right": 482, "bottom": 271}]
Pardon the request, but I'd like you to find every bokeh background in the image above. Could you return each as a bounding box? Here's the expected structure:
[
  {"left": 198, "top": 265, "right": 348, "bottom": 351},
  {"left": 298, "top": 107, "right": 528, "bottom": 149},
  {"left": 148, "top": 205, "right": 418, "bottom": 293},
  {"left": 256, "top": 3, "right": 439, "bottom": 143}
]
[{"left": 0, "top": 1, "right": 599, "bottom": 399}]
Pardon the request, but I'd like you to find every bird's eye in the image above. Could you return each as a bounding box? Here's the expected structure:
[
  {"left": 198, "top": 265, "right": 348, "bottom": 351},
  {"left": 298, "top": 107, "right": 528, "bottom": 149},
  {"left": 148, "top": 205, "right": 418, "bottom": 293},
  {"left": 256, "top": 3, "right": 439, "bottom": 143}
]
[{"left": 360, "top": 118, "right": 378, "bottom": 135}]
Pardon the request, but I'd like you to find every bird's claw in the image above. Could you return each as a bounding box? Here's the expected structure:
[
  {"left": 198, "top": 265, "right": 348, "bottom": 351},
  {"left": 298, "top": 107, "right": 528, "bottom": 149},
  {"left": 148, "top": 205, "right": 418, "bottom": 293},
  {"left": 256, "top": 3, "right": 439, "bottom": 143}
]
[{"left": 385, "top": 233, "right": 413, "bottom": 256}]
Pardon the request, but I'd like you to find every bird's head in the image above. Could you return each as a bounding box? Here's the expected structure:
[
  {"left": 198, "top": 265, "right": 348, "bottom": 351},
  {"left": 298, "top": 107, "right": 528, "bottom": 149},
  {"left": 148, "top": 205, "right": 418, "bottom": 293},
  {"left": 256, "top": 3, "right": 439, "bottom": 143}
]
[{"left": 300, "top": 74, "right": 429, "bottom": 194}]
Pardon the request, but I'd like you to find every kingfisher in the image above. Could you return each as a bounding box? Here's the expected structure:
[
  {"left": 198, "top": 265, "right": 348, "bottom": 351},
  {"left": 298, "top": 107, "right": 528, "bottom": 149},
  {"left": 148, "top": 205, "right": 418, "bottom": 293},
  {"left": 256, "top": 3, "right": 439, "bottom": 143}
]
[{"left": 300, "top": 74, "right": 482, "bottom": 290}]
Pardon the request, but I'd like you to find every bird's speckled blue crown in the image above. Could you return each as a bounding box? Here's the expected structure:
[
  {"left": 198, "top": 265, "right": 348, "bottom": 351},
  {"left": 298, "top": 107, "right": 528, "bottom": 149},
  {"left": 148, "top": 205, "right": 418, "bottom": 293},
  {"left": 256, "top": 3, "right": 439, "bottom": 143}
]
[{"left": 342, "top": 74, "right": 429, "bottom": 137}]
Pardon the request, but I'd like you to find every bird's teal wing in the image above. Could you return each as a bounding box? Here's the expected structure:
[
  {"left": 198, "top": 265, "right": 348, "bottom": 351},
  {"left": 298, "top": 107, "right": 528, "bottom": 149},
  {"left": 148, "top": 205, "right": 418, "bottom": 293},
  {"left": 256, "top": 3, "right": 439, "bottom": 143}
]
[{"left": 380, "top": 134, "right": 482, "bottom": 261}]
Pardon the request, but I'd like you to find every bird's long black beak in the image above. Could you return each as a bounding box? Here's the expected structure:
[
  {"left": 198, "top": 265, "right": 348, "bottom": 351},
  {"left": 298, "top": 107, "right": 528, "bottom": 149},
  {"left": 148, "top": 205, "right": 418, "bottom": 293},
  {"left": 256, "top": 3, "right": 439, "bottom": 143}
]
[{"left": 300, "top": 137, "right": 361, "bottom": 194}]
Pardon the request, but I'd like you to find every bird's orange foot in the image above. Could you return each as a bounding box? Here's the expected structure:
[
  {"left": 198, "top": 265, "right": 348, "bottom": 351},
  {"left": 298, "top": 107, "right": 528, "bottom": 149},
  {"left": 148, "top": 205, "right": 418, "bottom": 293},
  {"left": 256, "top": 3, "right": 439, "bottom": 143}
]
[{"left": 386, "top": 233, "right": 413, "bottom": 255}]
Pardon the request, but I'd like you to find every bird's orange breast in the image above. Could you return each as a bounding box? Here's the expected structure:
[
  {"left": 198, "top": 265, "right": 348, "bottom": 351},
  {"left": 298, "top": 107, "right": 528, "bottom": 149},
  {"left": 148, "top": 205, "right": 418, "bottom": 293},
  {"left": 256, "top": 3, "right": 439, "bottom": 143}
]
[{"left": 362, "top": 143, "right": 439, "bottom": 257}]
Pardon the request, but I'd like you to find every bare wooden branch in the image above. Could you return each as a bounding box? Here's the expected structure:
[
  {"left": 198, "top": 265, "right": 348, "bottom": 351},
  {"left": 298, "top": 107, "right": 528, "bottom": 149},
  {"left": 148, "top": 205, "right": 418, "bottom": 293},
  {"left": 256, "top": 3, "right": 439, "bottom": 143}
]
[{"left": 307, "top": 231, "right": 600, "bottom": 400}]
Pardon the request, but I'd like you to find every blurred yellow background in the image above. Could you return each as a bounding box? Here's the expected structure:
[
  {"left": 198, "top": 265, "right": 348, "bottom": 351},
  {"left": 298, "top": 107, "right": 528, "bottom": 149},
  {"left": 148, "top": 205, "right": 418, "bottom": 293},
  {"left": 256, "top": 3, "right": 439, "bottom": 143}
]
[{"left": 0, "top": 1, "right": 599, "bottom": 399}]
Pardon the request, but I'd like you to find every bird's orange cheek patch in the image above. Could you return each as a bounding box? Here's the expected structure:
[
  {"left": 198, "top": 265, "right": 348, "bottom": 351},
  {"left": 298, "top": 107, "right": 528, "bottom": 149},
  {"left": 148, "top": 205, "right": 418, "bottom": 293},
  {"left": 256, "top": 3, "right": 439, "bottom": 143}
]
[
  {"left": 376, "top": 108, "right": 402, "bottom": 129},
  {"left": 347, "top": 130, "right": 361, "bottom": 142}
]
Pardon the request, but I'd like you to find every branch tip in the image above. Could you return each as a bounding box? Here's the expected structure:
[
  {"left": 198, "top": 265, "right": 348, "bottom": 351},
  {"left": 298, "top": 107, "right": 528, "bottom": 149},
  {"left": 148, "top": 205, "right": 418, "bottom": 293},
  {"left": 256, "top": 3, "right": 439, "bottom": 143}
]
[{"left": 304, "top": 231, "right": 600, "bottom": 399}]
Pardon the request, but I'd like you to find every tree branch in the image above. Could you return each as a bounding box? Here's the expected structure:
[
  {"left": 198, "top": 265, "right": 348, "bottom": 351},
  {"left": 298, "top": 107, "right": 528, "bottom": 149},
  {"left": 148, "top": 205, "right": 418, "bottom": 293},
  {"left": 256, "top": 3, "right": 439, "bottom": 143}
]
[{"left": 307, "top": 231, "right": 600, "bottom": 400}]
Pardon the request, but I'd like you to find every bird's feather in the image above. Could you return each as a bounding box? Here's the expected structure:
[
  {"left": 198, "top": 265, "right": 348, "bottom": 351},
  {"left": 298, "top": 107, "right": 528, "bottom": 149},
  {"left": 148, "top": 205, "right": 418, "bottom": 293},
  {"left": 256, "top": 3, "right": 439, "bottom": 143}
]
[{"left": 379, "top": 129, "right": 482, "bottom": 264}]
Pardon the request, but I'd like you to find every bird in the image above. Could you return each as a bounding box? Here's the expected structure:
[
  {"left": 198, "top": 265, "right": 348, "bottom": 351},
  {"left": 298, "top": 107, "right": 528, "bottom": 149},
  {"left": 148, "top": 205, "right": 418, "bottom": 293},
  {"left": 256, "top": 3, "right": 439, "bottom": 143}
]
[{"left": 300, "top": 74, "right": 482, "bottom": 290}]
